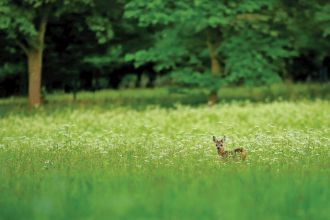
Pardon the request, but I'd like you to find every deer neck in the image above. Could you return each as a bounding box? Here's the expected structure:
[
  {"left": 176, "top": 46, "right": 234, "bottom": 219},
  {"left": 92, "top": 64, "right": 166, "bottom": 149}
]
[{"left": 218, "top": 147, "right": 226, "bottom": 157}]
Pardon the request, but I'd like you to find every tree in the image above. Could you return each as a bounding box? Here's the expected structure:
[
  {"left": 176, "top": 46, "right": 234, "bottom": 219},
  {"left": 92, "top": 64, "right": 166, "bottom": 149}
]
[
  {"left": 84, "top": 0, "right": 158, "bottom": 89},
  {"left": 0, "top": 0, "right": 113, "bottom": 107},
  {"left": 125, "top": 0, "right": 294, "bottom": 105},
  {"left": 273, "top": 0, "right": 330, "bottom": 81}
]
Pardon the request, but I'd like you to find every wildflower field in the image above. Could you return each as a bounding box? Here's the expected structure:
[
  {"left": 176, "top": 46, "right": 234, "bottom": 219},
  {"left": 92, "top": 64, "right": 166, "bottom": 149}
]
[{"left": 1, "top": 85, "right": 330, "bottom": 220}]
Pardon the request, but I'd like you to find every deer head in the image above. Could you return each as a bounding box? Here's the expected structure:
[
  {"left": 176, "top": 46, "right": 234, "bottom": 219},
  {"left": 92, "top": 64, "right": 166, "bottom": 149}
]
[{"left": 213, "top": 136, "right": 226, "bottom": 151}]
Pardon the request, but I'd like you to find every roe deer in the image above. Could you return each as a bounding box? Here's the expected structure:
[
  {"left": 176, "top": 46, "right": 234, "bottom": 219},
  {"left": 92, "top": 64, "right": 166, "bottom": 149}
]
[{"left": 213, "top": 136, "right": 247, "bottom": 160}]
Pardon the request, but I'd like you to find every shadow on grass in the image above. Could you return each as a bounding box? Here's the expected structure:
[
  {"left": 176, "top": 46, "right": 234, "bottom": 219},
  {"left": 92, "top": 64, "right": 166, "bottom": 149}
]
[{"left": 0, "top": 83, "right": 329, "bottom": 116}]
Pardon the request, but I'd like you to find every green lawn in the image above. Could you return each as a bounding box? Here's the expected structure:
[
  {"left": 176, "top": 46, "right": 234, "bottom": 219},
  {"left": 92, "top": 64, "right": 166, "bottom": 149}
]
[{"left": 0, "top": 84, "right": 330, "bottom": 220}]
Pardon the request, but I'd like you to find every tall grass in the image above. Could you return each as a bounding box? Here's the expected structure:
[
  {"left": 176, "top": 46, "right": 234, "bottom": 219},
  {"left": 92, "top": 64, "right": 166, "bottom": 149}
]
[{"left": 0, "top": 84, "right": 330, "bottom": 219}]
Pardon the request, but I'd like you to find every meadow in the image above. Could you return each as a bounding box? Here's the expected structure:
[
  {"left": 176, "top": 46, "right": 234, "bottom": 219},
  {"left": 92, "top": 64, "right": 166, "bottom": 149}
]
[{"left": 0, "top": 84, "right": 330, "bottom": 220}]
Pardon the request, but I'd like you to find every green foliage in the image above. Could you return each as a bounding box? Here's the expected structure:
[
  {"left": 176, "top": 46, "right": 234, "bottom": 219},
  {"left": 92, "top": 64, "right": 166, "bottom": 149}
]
[
  {"left": 0, "top": 0, "right": 111, "bottom": 49},
  {"left": 0, "top": 62, "right": 24, "bottom": 80},
  {"left": 84, "top": 45, "right": 123, "bottom": 67},
  {"left": 315, "top": 4, "right": 330, "bottom": 37},
  {"left": 124, "top": 1, "right": 174, "bottom": 26},
  {"left": 125, "top": 28, "right": 188, "bottom": 70},
  {"left": 221, "top": 29, "right": 295, "bottom": 85},
  {"left": 170, "top": 69, "right": 222, "bottom": 91},
  {"left": 124, "top": 0, "right": 296, "bottom": 90},
  {"left": 279, "top": 0, "right": 330, "bottom": 52},
  {"left": 0, "top": 1, "right": 37, "bottom": 42},
  {"left": 86, "top": 15, "right": 114, "bottom": 44}
]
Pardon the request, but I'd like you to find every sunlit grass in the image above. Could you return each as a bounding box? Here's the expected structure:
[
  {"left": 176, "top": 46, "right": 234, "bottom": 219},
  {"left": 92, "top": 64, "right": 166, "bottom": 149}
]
[{"left": 0, "top": 85, "right": 330, "bottom": 219}]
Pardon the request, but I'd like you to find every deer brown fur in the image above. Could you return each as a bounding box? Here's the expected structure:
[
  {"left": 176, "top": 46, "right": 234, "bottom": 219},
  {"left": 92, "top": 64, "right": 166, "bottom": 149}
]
[{"left": 213, "top": 136, "right": 247, "bottom": 160}]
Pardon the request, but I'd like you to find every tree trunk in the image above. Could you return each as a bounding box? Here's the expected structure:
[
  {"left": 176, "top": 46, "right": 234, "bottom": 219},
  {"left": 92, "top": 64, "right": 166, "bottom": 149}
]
[
  {"left": 208, "top": 90, "right": 218, "bottom": 106},
  {"left": 28, "top": 50, "right": 43, "bottom": 108},
  {"left": 210, "top": 56, "right": 221, "bottom": 76},
  {"left": 207, "top": 36, "right": 222, "bottom": 106},
  {"left": 17, "top": 5, "right": 49, "bottom": 108}
]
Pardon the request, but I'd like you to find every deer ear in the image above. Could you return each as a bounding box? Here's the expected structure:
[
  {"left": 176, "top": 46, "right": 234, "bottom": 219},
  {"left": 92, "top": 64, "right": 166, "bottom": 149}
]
[
  {"left": 213, "top": 136, "right": 217, "bottom": 142},
  {"left": 223, "top": 136, "right": 226, "bottom": 141}
]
